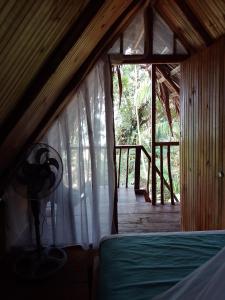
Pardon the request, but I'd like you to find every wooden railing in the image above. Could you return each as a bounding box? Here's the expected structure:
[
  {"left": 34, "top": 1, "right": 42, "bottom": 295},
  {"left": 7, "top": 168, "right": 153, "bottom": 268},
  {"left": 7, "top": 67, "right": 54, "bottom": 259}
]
[
  {"left": 115, "top": 143, "right": 179, "bottom": 205},
  {"left": 155, "top": 142, "right": 179, "bottom": 205},
  {"left": 116, "top": 145, "right": 151, "bottom": 201}
]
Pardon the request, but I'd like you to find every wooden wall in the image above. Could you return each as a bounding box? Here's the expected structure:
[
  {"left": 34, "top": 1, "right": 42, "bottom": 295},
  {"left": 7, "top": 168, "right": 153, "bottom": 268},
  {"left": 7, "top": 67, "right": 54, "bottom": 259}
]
[{"left": 180, "top": 36, "right": 225, "bottom": 230}]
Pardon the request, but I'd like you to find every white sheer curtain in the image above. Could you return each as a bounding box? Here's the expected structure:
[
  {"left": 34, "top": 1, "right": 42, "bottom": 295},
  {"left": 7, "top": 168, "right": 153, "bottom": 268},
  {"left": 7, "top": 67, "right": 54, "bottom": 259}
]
[
  {"left": 41, "top": 56, "right": 115, "bottom": 249},
  {"left": 5, "top": 56, "right": 115, "bottom": 250}
]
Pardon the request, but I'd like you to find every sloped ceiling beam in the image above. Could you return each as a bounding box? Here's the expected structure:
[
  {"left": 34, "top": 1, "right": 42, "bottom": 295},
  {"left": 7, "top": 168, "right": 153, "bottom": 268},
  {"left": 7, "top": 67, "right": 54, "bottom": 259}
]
[
  {"left": 174, "top": 0, "right": 213, "bottom": 47},
  {"left": 0, "top": 0, "right": 145, "bottom": 183}
]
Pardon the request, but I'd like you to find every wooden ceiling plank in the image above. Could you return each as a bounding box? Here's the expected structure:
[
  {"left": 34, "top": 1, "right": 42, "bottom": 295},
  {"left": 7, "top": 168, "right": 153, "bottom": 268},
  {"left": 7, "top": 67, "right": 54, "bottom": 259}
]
[
  {"left": 0, "top": 1, "right": 77, "bottom": 118},
  {"left": 0, "top": 0, "right": 104, "bottom": 144},
  {"left": 2, "top": 4, "right": 78, "bottom": 103},
  {"left": 0, "top": 1, "right": 41, "bottom": 62},
  {"left": 0, "top": 1, "right": 57, "bottom": 105},
  {"left": 174, "top": 0, "right": 213, "bottom": 47},
  {"left": 0, "top": 0, "right": 17, "bottom": 26}
]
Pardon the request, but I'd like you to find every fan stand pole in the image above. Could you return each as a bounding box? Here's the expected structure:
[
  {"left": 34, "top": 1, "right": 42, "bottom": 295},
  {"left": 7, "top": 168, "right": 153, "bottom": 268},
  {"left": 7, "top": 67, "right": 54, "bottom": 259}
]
[{"left": 30, "top": 199, "right": 42, "bottom": 255}]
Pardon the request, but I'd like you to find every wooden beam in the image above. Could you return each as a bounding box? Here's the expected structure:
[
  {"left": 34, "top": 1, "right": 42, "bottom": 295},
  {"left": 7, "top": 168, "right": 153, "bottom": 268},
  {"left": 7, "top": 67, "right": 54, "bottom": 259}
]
[
  {"left": 0, "top": 0, "right": 104, "bottom": 144},
  {"left": 170, "top": 91, "right": 179, "bottom": 98},
  {"left": 110, "top": 54, "right": 188, "bottom": 64},
  {"left": 174, "top": 0, "right": 213, "bottom": 47},
  {"left": 156, "top": 65, "right": 180, "bottom": 94},
  {"left": 155, "top": 141, "right": 179, "bottom": 146},
  {"left": 158, "top": 78, "right": 179, "bottom": 96},
  {"left": 170, "top": 65, "right": 180, "bottom": 76},
  {"left": 167, "top": 145, "right": 175, "bottom": 205},
  {"left": 160, "top": 145, "right": 164, "bottom": 205},
  {"left": 151, "top": 64, "right": 156, "bottom": 205},
  {"left": 144, "top": 4, "right": 153, "bottom": 55},
  {"left": 134, "top": 146, "right": 141, "bottom": 190}
]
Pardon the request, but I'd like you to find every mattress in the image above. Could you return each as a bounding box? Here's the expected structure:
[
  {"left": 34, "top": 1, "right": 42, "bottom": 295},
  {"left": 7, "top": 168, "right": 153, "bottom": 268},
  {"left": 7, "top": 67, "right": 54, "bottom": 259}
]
[{"left": 98, "top": 231, "right": 225, "bottom": 300}]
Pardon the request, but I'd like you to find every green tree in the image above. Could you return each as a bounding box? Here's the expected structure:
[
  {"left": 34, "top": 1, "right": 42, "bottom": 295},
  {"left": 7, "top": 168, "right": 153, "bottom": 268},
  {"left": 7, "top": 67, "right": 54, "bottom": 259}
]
[{"left": 113, "top": 64, "right": 180, "bottom": 201}]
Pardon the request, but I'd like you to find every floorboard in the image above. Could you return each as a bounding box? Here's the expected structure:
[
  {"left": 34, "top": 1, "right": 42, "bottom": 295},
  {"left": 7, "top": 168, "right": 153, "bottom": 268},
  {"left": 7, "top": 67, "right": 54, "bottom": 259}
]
[{"left": 118, "top": 188, "right": 181, "bottom": 234}]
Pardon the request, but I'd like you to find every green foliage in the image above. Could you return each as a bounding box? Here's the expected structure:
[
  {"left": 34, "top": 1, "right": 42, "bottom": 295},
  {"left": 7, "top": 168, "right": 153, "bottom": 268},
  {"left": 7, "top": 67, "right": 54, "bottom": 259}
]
[
  {"left": 113, "top": 65, "right": 180, "bottom": 202},
  {"left": 113, "top": 65, "right": 151, "bottom": 150}
]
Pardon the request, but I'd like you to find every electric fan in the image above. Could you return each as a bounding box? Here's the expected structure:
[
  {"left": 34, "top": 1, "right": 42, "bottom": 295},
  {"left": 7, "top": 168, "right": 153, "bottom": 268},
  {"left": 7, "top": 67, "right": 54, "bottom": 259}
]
[{"left": 12, "top": 143, "right": 67, "bottom": 280}]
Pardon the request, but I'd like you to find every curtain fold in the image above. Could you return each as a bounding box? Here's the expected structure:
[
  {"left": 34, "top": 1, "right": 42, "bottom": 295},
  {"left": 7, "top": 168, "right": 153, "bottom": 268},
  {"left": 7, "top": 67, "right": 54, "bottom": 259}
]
[
  {"left": 6, "top": 56, "right": 115, "bottom": 250},
  {"left": 42, "top": 56, "right": 115, "bottom": 249}
]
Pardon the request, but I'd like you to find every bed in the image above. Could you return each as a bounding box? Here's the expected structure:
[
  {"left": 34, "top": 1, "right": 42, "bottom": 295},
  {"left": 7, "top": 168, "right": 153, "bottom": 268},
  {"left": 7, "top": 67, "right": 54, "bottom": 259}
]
[{"left": 97, "top": 231, "right": 225, "bottom": 300}]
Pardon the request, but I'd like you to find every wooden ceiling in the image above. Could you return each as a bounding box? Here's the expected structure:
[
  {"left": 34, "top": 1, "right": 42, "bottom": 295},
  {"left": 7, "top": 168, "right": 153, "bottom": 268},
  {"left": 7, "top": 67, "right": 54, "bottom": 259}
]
[
  {"left": 0, "top": 0, "right": 89, "bottom": 126},
  {"left": 0, "top": 0, "right": 225, "bottom": 184},
  {"left": 155, "top": 0, "right": 225, "bottom": 53}
]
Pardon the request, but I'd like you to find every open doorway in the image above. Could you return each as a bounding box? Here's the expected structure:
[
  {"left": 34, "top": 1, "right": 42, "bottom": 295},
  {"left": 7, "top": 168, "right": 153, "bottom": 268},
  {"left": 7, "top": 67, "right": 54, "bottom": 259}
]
[{"left": 112, "top": 63, "right": 181, "bottom": 233}]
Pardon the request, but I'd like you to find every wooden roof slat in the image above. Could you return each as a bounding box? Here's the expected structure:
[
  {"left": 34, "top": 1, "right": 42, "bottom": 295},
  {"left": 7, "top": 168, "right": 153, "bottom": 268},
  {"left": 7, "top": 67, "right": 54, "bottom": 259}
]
[
  {"left": 0, "top": 1, "right": 78, "bottom": 119},
  {"left": 0, "top": 0, "right": 92, "bottom": 137},
  {"left": 0, "top": 1, "right": 89, "bottom": 125},
  {"left": 174, "top": 0, "right": 213, "bottom": 46},
  {"left": 0, "top": 1, "right": 33, "bottom": 52},
  {"left": 187, "top": 0, "right": 225, "bottom": 40},
  {"left": 0, "top": 0, "right": 17, "bottom": 27},
  {"left": 0, "top": 1, "right": 55, "bottom": 107}
]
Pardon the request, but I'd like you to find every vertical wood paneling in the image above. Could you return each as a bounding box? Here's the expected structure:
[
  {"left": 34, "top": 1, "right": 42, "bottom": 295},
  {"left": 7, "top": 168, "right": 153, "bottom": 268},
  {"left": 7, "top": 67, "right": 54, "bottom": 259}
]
[
  {"left": 181, "top": 36, "right": 225, "bottom": 230},
  {"left": 219, "top": 35, "right": 225, "bottom": 228}
]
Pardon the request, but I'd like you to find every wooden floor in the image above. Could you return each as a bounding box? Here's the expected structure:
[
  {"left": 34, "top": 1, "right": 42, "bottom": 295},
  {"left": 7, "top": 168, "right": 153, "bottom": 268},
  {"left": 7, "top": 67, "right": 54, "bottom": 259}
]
[{"left": 118, "top": 188, "right": 181, "bottom": 234}]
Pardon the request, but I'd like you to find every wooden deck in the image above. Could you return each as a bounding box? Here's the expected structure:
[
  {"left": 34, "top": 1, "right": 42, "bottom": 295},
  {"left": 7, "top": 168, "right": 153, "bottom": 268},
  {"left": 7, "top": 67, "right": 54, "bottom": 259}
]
[{"left": 118, "top": 188, "right": 181, "bottom": 234}]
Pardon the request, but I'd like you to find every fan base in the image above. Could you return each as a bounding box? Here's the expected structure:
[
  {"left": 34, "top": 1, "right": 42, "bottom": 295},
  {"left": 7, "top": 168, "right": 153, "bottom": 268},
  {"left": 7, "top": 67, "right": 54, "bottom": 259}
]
[{"left": 14, "top": 247, "right": 67, "bottom": 280}]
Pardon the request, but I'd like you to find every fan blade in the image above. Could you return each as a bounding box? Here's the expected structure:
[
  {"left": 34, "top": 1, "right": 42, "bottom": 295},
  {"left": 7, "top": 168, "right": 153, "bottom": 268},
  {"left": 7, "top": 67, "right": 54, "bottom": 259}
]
[
  {"left": 35, "top": 148, "right": 49, "bottom": 164},
  {"left": 39, "top": 163, "right": 52, "bottom": 178},
  {"left": 48, "top": 158, "right": 59, "bottom": 170},
  {"left": 47, "top": 171, "right": 56, "bottom": 189}
]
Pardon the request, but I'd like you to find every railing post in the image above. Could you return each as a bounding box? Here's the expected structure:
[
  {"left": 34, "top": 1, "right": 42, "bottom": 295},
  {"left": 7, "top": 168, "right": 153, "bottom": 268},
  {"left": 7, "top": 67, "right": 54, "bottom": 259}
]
[
  {"left": 167, "top": 145, "right": 175, "bottom": 205},
  {"left": 147, "top": 160, "right": 150, "bottom": 195},
  {"left": 151, "top": 64, "right": 157, "bottom": 205},
  {"left": 117, "top": 148, "right": 122, "bottom": 188},
  {"left": 126, "top": 148, "right": 130, "bottom": 188},
  {"left": 160, "top": 145, "right": 164, "bottom": 205},
  {"left": 134, "top": 146, "right": 141, "bottom": 191}
]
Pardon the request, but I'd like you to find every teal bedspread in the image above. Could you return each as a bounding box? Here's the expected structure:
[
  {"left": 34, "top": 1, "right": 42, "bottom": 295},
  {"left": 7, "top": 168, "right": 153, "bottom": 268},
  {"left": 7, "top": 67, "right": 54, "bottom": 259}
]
[{"left": 98, "top": 232, "right": 225, "bottom": 300}]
